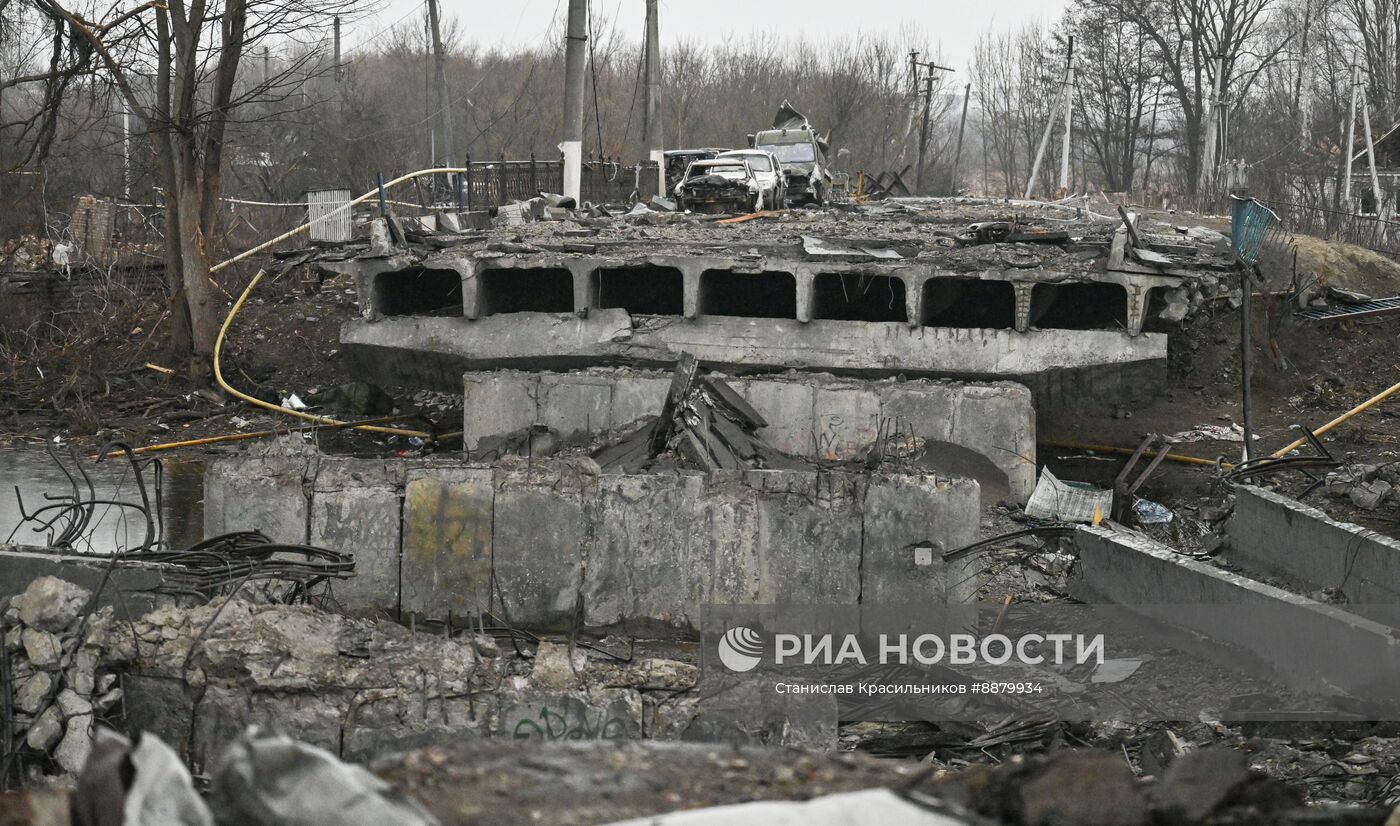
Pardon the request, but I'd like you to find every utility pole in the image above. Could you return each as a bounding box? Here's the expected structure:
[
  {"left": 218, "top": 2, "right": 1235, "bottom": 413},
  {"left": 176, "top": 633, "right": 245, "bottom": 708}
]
[
  {"left": 427, "top": 0, "right": 451, "bottom": 166},
  {"left": 333, "top": 15, "right": 342, "bottom": 82},
  {"left": 1057, "top": 37, "right": 1075, "bottom": 193},
  {"left": 913, "top": 59, "right": 954, "bottom": 194},
  {"left": 1025, "top": 41, "right": 1073, "bottom": 199},
  {"left": 562, "top": 0, "right": 588, "bottom": 203},
  {"left": 1343, "top": 61, "right": 1359, "bottom": 209},
  {"left": 1198, "top": 55, "right": 1224, "bottom": 196},
  {"left": 644, "top": 0, "right": 664, "bottom": 197},
  {"left": 950, "top": 83, "right": 971, "bottom": 195},
  {"left": 1361, "top": 71, "right": 1383, "bottom": 218}
]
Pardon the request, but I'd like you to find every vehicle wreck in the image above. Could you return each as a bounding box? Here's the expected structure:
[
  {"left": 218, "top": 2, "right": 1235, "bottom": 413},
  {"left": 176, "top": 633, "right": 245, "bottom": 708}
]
[
  {"left": 752, "top": 100, "right": 834, "bottom": 206},
  {"left": 674, "top": 158, "right": 768, "bottom": 214}
]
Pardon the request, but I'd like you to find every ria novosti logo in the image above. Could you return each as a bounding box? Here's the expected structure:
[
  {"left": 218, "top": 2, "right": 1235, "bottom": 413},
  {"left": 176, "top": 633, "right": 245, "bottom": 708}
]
[{"left": 717, "top": 626, "right": 764, "bottom": 672}]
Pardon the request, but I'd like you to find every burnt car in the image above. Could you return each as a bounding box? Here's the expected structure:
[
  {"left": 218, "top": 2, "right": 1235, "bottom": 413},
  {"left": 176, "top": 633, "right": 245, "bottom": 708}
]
[
  {"left": 662, "top": 148, "right": 729, "bottom": 193},
  {"left": 674, "top": 158, "right": 772, "bottom": 214},
  {"left": 750, "top": 100, "right": 833, "bottom": 206}
]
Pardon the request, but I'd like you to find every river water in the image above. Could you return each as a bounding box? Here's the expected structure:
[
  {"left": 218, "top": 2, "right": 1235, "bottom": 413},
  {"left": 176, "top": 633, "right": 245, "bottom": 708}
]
[{"left": 0, "top": 448, "right": 204, "bottom": 553}]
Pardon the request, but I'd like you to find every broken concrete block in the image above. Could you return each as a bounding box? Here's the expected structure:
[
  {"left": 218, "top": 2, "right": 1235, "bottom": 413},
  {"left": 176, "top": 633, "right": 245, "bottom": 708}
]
[
  {"left": 529, "top": 641, "right": 587, "bottom": 692},
  {"left": 22, "top": 628, "right": 62, "bottom": 669},
  {"left": 14, "top": 671, "right": 53, "bottom": 714},
  {"left": 1020, "top": 751, "right": 1148, "bottom": 826},
  {"left": 1159, "top": 287, "right": 1191, "bottom": 323},
  {"left": 1350, "top": 479, "right": 1393, "bottom": 510},
  {"left": 56, "top": 688, "right": 92, "bottom": 718},
  {"left": 96, "top": 687, "right": 123, "bottom": 712},
  {"left": 25, "top": 706, "right": 63, "bottom": 751},
  {"left": 5, "top": 625, "right": 23, "bottom": 651},
  {"left": 1152, "top": 747, "right": 1249, "bottom": 821},
  {"left": 54, "top": 713, "right": 93, "bottom": 775},
  {"left": 12, "top": 576, "right": 89, "bottom": 632}
]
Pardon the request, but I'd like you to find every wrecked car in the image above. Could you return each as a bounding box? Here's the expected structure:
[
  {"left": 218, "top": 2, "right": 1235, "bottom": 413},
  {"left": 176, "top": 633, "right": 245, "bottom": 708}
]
[
  {"left": 674, "top": 158, "right": 774, "bottom": 214},
  {"left": 663, "top": 148, "right": 729, "bottom": 192},
  {"left": 750, "top": 101, "right": 834, "bottom": 207},
  {"left": 715, "top": 150, "right": 786, "bottom": 209}
]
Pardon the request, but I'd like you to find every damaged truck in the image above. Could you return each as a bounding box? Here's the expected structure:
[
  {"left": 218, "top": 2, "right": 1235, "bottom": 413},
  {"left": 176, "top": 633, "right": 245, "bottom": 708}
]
[{"left": 750, "top": 100, "right": 834, "bottom": 207}]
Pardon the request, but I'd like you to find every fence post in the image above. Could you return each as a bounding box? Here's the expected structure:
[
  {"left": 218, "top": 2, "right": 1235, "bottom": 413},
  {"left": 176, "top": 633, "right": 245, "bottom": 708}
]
[
  {"left": 497, "top": 151, "right": 506, "bottom": 205},
  {"left": 530, "top": 153, "right": 538, "bottom": 195},
  {"left": 465, "top": 153, "right": 473, "bottom": 210}
]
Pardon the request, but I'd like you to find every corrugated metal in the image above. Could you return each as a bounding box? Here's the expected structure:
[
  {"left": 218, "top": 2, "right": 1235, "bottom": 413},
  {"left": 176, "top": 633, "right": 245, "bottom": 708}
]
[{"left": 307, "top": 189, "right": 352, "bottom": 242}]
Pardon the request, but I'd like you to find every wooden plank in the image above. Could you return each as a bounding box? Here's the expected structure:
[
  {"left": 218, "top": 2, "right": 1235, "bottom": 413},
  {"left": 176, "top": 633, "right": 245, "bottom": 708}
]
[
  {"left": 704, "top": 378, "right": 768, "bottom": 428},
  {"left": 648, "top": 353, "right": 699, "bottom": 456}
]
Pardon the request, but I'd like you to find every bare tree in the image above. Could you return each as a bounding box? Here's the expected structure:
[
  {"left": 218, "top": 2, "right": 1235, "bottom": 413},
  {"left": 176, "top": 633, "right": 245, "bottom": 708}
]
[{"left": 18, "top": 0, "right": 358, "bottom": 372}]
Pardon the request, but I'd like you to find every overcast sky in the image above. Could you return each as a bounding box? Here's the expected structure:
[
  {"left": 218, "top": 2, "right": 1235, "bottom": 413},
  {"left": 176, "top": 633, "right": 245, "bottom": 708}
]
[{"left": 354, "top": 1, "right": 1067, "bottom": 72}]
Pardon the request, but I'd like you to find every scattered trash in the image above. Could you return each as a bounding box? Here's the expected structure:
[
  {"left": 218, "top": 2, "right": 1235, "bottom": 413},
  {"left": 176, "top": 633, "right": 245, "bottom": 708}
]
[
  {"left": 280, "top": 393, "right": 308, "bottom": 411},
  {"left": 1165, "top": 424, "right": 1246, "bottom": 444},
  {"left": 1133, "top": 498, "right": 1174, "bottom": 524},
  {"left": 1025, "top": 468, "right": 1114, "bottom": 523},
  {"left": 1091, "top": 657, "right": 1146, "bottom": 684},
  {"left": 801, "top": 235, "right": 903, "bottom": 259}
]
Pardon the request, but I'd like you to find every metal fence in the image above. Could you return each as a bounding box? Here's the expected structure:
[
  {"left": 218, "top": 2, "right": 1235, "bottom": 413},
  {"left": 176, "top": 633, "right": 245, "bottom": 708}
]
[
  {"left": 1261, "top": 199, "right": 1400, "bottom": 261},
  {"left": 421, "top": 155, "right": 660, "bottom": 211}
]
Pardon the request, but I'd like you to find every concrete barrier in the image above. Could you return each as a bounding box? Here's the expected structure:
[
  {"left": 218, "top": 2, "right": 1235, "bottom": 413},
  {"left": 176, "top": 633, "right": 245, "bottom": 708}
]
[
  {"left": 1228, "top": 485, "right": 1400, "bottom": 625},
  {"left": 1071, "top": 525, "right": 1400, "bottom": 706},
  {"left": 461, "top": 369, "right": 1036, "bottom": 503},
  {"left": 205, "top": 456, "right": 981, "bottom": 635}
]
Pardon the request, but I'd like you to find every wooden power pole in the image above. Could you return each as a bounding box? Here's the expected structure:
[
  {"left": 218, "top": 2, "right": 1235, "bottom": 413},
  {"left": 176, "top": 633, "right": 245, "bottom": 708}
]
[
  {"left": 562, "top": 0, "right": 588, "bottom": 203},
  {"left": 427, "top": 0, "right": 452, "bottom": 166},
  {"left": 950, "top": 83, "right": 971, "bottom": 195},
  {"left": 913, "top": 59, "right": 953, "bottom": 194}
]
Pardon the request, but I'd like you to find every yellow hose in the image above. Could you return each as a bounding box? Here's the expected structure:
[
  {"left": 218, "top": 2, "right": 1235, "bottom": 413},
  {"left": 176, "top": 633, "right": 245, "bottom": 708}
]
[
  {"left": 1270, "top": 379, "right": 1400, "bottom": 458},
  {"left": 210, "top": 167, "right": 477, "bottom": 442},
  {"left": 214, "top": 270, "right": 431, "bottom": 438}
]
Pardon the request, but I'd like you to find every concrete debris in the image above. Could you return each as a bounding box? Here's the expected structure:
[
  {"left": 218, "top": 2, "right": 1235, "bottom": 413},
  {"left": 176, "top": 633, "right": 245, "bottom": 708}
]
[
  {"left": 12, "top": 575, "right": 90, "bottom": 632},
  {"left": 2, "top": 576, "right": 108, "bottom": 782},
  {"left": 210, "top": 727, "right": 438, "bottom": 826},
  {"left": 1349, "top": 479, "right": 1394, "bottom": 510},
  {"left": 25, "top": 706, "right": 64, "bottom": 751},
  {"left": 592, "top": 354, "right": 804, "bottom": 473}
]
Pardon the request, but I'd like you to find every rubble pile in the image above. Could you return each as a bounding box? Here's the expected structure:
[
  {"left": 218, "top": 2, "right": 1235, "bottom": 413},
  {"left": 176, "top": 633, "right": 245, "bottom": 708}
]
[
  {"left": 73, "top": 590, "right": 772, "bottom": 768},
  {"left": 2, "top": 577, "right": 121, "bottom": 781},
  {"left": 593, "top": 354, "right": 806, "bottom": 473},
  {"left": 1317, "top": 462, "right": 1400, "bottom": 511}
]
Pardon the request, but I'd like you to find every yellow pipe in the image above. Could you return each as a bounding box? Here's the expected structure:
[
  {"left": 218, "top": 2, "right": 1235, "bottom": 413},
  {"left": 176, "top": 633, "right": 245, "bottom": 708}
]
[
  {"left": 208, "top": 167, "right": 480, "bottom": 442},
  {"left": 1270, "top": 379, "right": 1400, "bottom": 458},
  {"left": 214, "top": 270, "right": 431, "bottom": 438},
  {"left": 1040, "top": 439, "right": 1231, "bottom": 469},
  {"left": 95, "top": 415, "right": 404, "bottom": 459}
]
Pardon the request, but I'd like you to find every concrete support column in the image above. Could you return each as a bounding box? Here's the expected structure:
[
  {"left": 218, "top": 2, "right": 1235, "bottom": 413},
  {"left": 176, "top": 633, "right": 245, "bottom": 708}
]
[
  {"left": 903, "top": 274, "right": 923, "bottom": 328},
  {"left": 1126, "top": 283, "right": 1150, "bottom": 337},
  {"left": 567, "top": 261, "right": 596, "bottom": 316},
  {"left": 1013, "top": 282, "right": 1035, "bottom": 333},
  {"left": 680, "top": 263, "right": 704, "bottom": 319},
  {"left": 794, "top": 268, "right": 815, "bottom": 323},
  {"left": 460, "top": 260, "right": 483, "bottom": 320}
]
